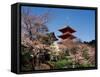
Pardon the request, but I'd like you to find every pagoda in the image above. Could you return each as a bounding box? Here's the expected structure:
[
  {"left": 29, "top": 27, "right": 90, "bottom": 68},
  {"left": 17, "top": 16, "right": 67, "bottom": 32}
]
[{"left": 58, "top": 26, "right": 76, "bottom": 40}]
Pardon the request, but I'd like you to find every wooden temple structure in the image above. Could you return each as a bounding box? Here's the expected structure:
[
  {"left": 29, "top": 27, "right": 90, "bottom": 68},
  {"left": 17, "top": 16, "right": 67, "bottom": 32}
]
[
  {"left": 58, "top": 26, "right": 76, "bottom": 40},
  {"left": 48, "top": 32, "right": 58, "bottom": 41}
]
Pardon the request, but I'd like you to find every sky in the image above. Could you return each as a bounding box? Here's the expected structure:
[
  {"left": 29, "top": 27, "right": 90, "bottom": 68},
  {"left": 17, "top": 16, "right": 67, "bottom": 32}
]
[{"left": 21, "top": 6, "right": 96, "bottom": 42}]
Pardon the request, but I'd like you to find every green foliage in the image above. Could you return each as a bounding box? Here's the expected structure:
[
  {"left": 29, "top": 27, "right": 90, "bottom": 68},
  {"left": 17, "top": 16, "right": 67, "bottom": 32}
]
[
  {"left": 51, "top": 59, "right": 73, "bottom": 69},
  {"left": 76, "top": 61, "right": 92, "bottom": 68},
  {"left": 21, "top": 64, "right": 33, "bottom": 71},
  {"left": 82, "top": 48, "right": 89, "bottom": 60},
  {"left": 84, "top": 40, "right": 95, "bottom": 47},
  {"left": 21, "top": 45, "right": 34, "bottom": 71}
]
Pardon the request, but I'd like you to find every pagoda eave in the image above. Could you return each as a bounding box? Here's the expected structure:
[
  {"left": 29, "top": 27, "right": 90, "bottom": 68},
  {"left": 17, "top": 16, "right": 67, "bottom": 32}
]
[
  {"left": 58, "top": 35, "right": 76, "bottom": 40},
  {"left": 59, "top": 26, "right": 76, "bottom": 33}
]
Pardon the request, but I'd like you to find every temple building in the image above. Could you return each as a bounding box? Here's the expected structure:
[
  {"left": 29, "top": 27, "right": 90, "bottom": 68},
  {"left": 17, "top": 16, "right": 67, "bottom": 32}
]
[
  {"left": 58, "top": 26, "right": 76, "bottom": 40},
  {"left": 57, "top": 26, "right": 77, "bottom": 49},
  {"left": 49, "top": 32, "right": 58, "bottom": 41}
]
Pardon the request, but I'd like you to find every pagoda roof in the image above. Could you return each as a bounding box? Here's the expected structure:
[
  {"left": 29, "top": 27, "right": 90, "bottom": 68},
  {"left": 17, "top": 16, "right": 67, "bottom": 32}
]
[
  {"left": 59, "top": 26, "right": 76, "bottom": 33},
  {"left": 58, "top": 33, "right": 76, "bottom": 40}
]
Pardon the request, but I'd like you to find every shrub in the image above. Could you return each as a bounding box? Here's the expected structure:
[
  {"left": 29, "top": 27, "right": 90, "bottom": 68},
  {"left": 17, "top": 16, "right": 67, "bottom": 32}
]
[{"left": 53, "top": 59, "right": 73, "bottom": 69}]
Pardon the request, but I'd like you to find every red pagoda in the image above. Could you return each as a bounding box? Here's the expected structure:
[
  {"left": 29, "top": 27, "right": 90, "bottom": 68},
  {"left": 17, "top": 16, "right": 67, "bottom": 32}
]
[{"left": 58, "top": 26, "right": 76, "bottom": 40}]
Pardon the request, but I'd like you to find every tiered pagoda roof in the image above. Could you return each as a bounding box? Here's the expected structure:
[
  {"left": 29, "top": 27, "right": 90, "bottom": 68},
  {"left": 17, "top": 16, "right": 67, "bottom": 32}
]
[
  {"left": 59, "top": 26, "right": 76, "bottom": 33},
  {"left": 58, "top": 26, "right": 76, "bottom": 40}
]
